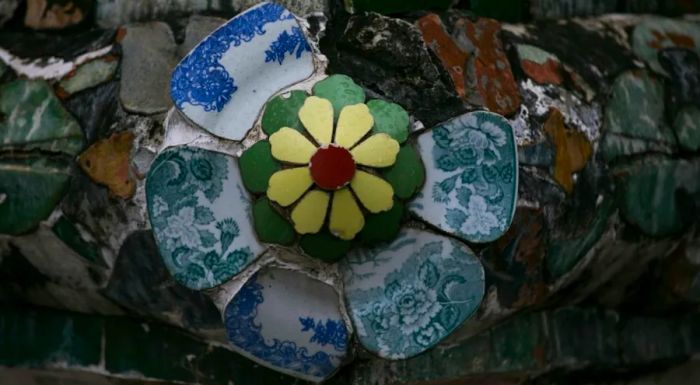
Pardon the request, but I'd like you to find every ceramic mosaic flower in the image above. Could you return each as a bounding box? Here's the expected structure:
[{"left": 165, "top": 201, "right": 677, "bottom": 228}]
[{"left": 146, "top": 2, "right": 519, "bottom": 382}]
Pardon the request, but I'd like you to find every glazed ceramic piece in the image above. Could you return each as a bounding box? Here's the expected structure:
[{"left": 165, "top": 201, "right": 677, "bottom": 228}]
[
  {"left": 224, "top": 267, "right": 349, "bottom": 382},
  {"left": 410, "top": 111, "right": 518, "bottom": 243},
  {"left": 341, "top": 228, "right": 484, "bottom": 359},
  {"left": 632, "top": 17, "right": 700, "bottom": 76},
  {"left": 146, "top": 146, "right": 264, "bottom": 290},
  {"left": 171, "top": 2, "right": 314, "bottom": 141}
]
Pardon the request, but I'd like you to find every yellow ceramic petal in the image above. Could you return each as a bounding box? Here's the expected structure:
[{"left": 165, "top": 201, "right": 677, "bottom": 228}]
[
  {"left": 350, "top": 171, "right": 394, "bottom": 213},
  {"left": 299, "top": 96, "right": 334, "bottom": 145},
  {"left": 269, "top": 127, "right": 317, "bottom": 164},
  {"left": 267, "top": 167, "right": 314, "bottom": 207},
  {"left": 291, "top": 189, "right": 330, "bottom": 234},
  {"left": 334, "top": 103, "right": 374, "bottom": 148},
  {"left": 329, "top": 188, "right": 364, "bottom": 240},
  {"left": 350, "top": 134, "right": 400, "bottom": 167}
]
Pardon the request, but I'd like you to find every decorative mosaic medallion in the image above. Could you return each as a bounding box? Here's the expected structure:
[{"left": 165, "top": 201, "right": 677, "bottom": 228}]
[
  {"left": 341, "top": 228, "right": 485, "bottom": 359},
  {"left": 171, "top": 2, "right": 314, "bottom": 141},
  {"left": 411, "top": 111, "right": 518, "bottom": 243},
  {"left": 224, "top": 267, "right": 349, "bottom": 382}
]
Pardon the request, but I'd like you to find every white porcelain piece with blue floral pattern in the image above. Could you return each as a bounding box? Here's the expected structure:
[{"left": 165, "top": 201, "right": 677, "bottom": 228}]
[
  {"left": 171, "top": 2, "right": 315, "bottom": 141},
  {"left": 341, "top": 228, "right": 484, "bottom": 359},
  {"left": 224, "top": 267, "right": 349, "bottom": 382},
  {"left": 410, "top": 111, "right": 518, "bottom": 243},
  {"left": 146, "top": 146, "right": 264, "bottom": 290}
]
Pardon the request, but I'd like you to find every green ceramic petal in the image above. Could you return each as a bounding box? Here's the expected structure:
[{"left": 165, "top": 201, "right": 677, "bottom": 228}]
[
  {"left": 312, "top": 74, "right": 365, "bottom": 118},
  {"left": 367, "top": 99, "right": 409, "bottom": 143},
  {"left": 261, "top": 90, "right": 308, "bottom": 135},
  {"left": 300, "top": 230, "right": 352, "bottom": 263},
  {"left": 382, "top": 145, "right": 425, "bottom": 199},
  {"left": 252, "top": 197, "right": 296, "bottom": 246},
  {"left": 358, "top": 201, "right": 404, "bottom": 245},
  {"left": 238, "top": 141, "right": 281, "bottom": 194}
]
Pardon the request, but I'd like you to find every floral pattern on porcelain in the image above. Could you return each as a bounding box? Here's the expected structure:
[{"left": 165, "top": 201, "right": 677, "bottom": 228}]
[
  {"left": 171, "top": 2, "right": 314, "bottom": 141},
  {"left": 342, "top": 228, "right": 485, "bottom": 359},
  {"left": 410, "top": 111, "right": 518, "bottom": 243},
  {"left": 146, "top": 146, "right": 264, "bottom": 290},
  {"left": 224, "top": 268, "right": 349, "bottom": 382}
]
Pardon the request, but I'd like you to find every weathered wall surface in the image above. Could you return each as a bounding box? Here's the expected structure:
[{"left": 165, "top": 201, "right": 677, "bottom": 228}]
[{"left": 1, "top": 0, "right": 700, "bottom": 384}]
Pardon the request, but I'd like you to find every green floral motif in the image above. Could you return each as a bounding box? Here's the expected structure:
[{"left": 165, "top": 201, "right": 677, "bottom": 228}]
[
  {"left": 411, "top": 111, "right": 518, "bottom": 244},
  {"left": 342, "top": 229, "right": 484, "bottom": 359},
  {"left": 146, "top": 146, "right": 263, "bottom": 290}
]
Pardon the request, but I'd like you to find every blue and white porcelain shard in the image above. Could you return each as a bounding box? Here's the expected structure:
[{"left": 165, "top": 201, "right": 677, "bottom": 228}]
[
  {"left": 170, "top": 2, "right": 315, "bottom": 141},
  {"left": 224, "top": 267, "right": 349, "bottom": 382},
  {"left": 410, "top": 111, "right": 518, "bottom": 243},
  {"left": 145, "top": 146, "right": 265, "bottom": 290},
  {"left": 341, "top": 228, "right": 485, "bottom": 360}
]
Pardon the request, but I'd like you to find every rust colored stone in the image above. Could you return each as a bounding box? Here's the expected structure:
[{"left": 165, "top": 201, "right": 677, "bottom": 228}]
[
  {"left": 544, "top": 108, "right": 592, "bottom": 193},
  {"left": 649, "top": 29, "right": 696, "bottom": 49},
  {"left": 521, "top": 58, "right": 563, "bottom": 85},
  {"left": 417, "top": 13, "right": 469, "bottom": 98},
  {"left": 25, "top": 0, "right": 84, "bottom": 29},
  {"left": 460, "top": 18, "right": 521, "bottom": 116},
  {"left": 78, "top": 131, "right": 136, "bottom": 199}
]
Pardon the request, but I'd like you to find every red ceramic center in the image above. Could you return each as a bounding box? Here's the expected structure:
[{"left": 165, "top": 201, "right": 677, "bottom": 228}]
[{"left": 309, "top": 144, "right": 356, "bottom": 190}]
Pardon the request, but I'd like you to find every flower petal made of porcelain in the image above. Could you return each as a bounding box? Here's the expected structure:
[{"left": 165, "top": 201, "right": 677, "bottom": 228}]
[
  {"left": 299, "top": 96, "right": 334, "bottom": 145},
  {"left": 269, "top": 127, "right": 317, "bottom": 164},
  {"left": 267, "top": 167, "right": 313, "bottom": 207},
  {"left": 291, "top": 189, "right": 330, "bottom": 234},
  {"left": 170, "top": 2, "right": 314, "bottom": 141},
  {"left": 329, "top": 188, "right": 364, "bottom": 240},
  {"left": 335, "top": 103, "right": 374, "bottom": 148},
  {"left": 350, "top": 134, "right": 400, "bottom": 167},
  {"left": 351, "top": 171, "right": 394, "bottom": 213}
]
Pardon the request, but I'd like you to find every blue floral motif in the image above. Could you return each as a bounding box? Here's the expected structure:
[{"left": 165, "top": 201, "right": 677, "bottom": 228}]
[
  {"left": 265, "top": 27, "right": 311, "bottom": 65},
  {"left": 225, "top": 275, "right": 346, "bottom": 378},
  {"left": 299, "top": 317, "right": 348, "bottom": 352},
  {"left": 171, "top": 3, "right": 295, "bottom": 112}
]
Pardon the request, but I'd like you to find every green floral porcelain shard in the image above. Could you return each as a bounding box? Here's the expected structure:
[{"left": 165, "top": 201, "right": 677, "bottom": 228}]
[
  {"left": 146, "top": 146, "right": 265, "bottom": 290},
  {"left": 0, "top": 79, "right": 85, "bottom": 156},
  {"left": 358, "top": 201, "right": 404, "bottom": 245},
  {"left": 367, "top": 99, "right": 409, "bottom": 143},
  {"left": 239, "top": 141, "right": 281, "bottom": 194},
  {"left": 261, "top": 90, "right": 308, "bottom": 135},
  {"left": 312, "top": 74, "right": 365, "bottom": 119},
  {"left": 252, "top": 197, "right": 295, "bottom": 246},
  {"left": 382, "top": 145, "right": 425, "bottom": 200},
  {"left": 300, "top": 230, "right": 352, "bottom": 263},
  {"left": 0, "top": 155, "right": 71, "bottom": 235}
]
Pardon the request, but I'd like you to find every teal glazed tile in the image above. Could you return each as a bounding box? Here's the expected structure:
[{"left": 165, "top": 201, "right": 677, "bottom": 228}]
[
  {"left": 224, "top": 267, "right": 349, "bottom": 382},
  {"left": 410, "top": 111, "right": 518, "bottom": 243},
  {"left": 632, "top": 17, "right": 700, "bottom": 76},
  {"left": 171, "top": 2, "right": 315, "bottom": 141},
  {"left": 146, "top": 146, "right": 264, "bottom": 290},
  {"left": 341, "top": 228, "right": 485, "bottom": 359}
]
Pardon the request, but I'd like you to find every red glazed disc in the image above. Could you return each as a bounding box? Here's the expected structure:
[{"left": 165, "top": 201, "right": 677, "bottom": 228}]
[{"left": 309, "top": 144, "right": 356, "bottom": 190}]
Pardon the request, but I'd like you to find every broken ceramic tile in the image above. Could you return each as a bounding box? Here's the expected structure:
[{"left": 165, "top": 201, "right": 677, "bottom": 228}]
[
  {"left": 58, "top": 55, "right": 119, "bottom": 96},
  {"left": 411, "top": 111, "right": 518, "bottom": 244},
  {"left": 632, "top": 17, "right": 700, "bottom": 76},
  {"left": 341, "top": 228, "right": 484, "bottom": 359},
  {"left": 224, "top": 267, "right": 349, "bottom": 382},
  {"left": 171, "top": 2, "right": 314, "bottom": 141},
  {"left": 145, "top": 146, "right": 264, "bottom": 290}
]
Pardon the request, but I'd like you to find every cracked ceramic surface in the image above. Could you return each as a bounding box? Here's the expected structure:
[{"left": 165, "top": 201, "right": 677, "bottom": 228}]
[{"left": 171, "top": 2, "right": 315, "bottom": 141}]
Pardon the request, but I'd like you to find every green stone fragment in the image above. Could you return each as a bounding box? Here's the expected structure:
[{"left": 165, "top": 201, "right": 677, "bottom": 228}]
[
  {"left": 367, "top": 99, "right": 409, "bottom": 143},
  {"left": 238, "top": 140, "right": 280, "bottom": 194},
  {"left": 0, "top": 79, "right": 85, "bottom": 156},
  {"left": 312, "top": 74, "right": 365, "bottom": 118},
  {"left": 358, "top": 201, "right": 404, "bottom": 245},
  {"left": 52, "top": 216, "right": 101, "bottom": 263},
  {"left": 300, "top": 230, "right": 352, "bottom": 263},
  {"left": 261, "top": 90, "right": 308, "bottom": 135},
  {"left": 59, "top": 57, "right": 119, "bottom": 95},
  {"left": 674, "top": 106, "right": 700, "bottom": 152},
  {"left": 382, "top": 145, "right": 425, "bottom": 199},
  {"left": 0, "top": 156, "right": 71, "bottom": 235},
  {"left": 252, "top": 197, "right": 295, "bottom": 246}
]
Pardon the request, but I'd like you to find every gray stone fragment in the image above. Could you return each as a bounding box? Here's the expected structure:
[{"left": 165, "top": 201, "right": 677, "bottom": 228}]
[
  {"left": 177, "top": 15, "right": 226, "bottom": 58},
  {"left": 235, "top": 0, "right": 329, "bottom": 16},
  {"left": 96, "top": 0, "right": 217, "bottom": 28},
  {"left": 119, "top": 22, "right": 177, "bottom": 115}
]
